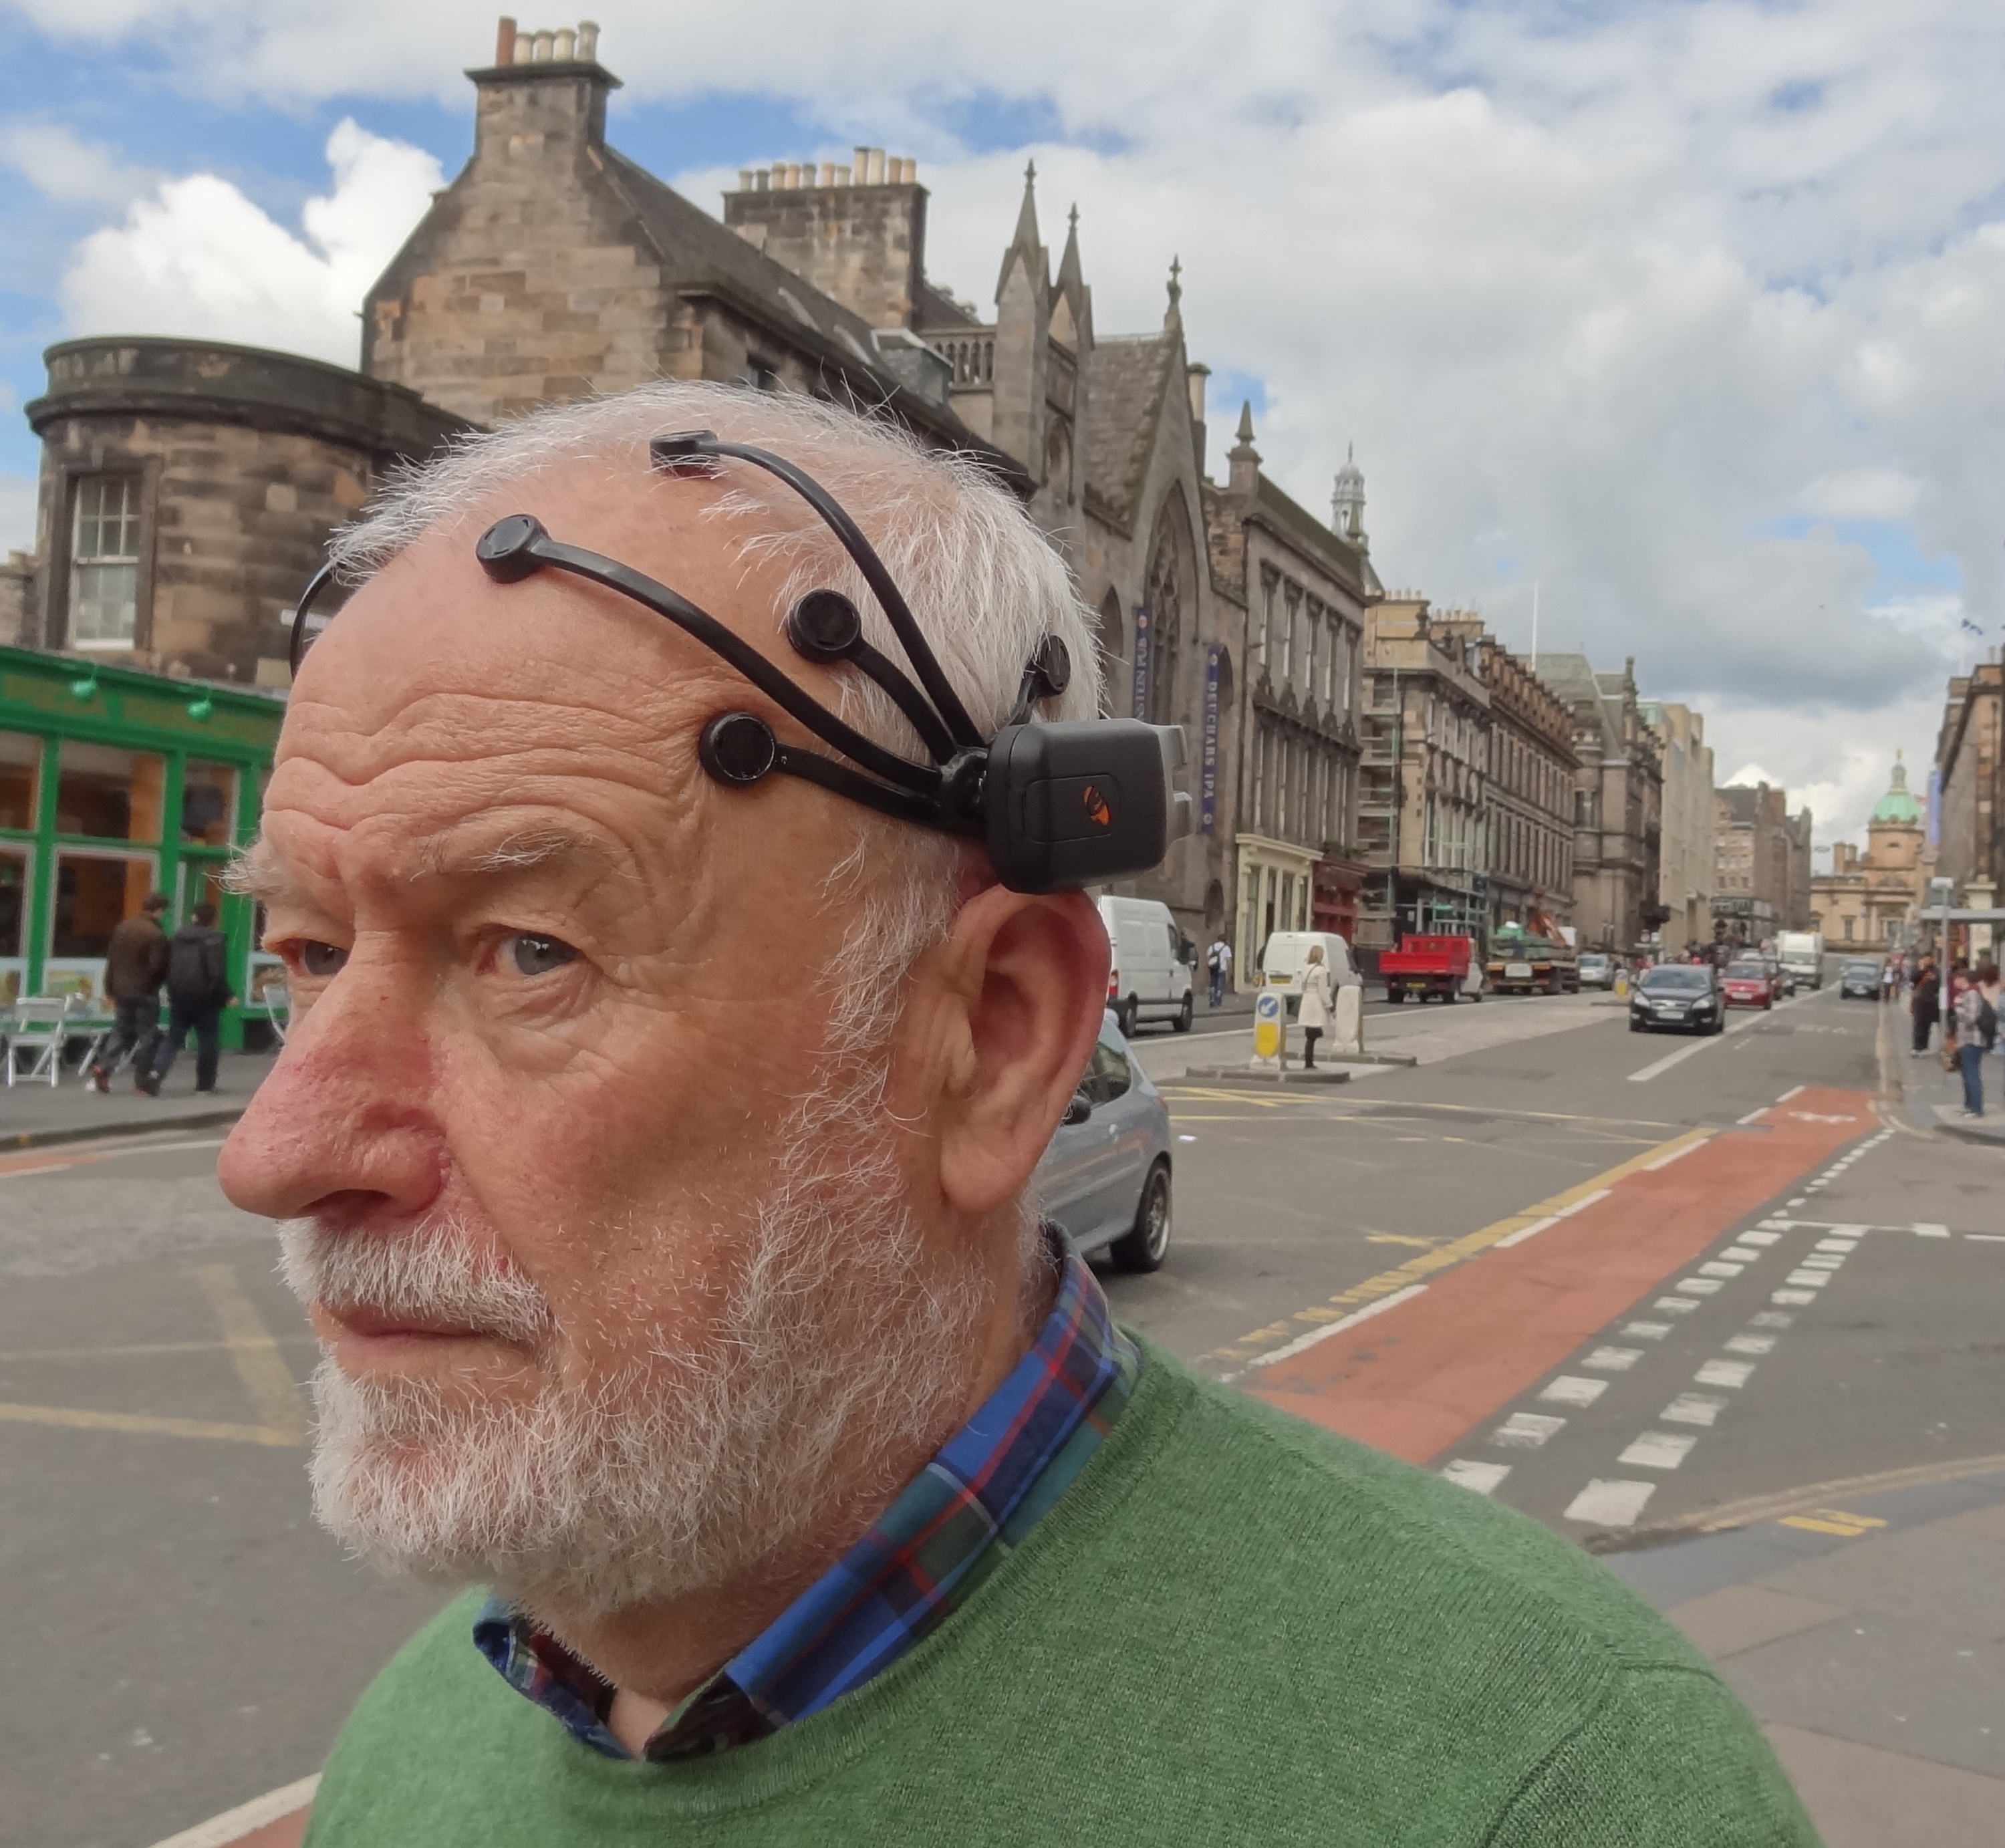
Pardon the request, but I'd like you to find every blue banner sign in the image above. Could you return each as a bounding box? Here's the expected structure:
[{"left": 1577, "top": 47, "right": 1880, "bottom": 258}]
[
  {"left": 1200, "top": 644, "right": 1220, "bottom": 833},
  {"left": 1131, "top": 607, "right": 1152, "bottom": 720}
]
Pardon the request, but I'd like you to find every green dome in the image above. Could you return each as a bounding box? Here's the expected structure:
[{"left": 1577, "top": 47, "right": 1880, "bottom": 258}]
[{"left": 1871, "top": 757, "right": 1923, "bottom": 826}]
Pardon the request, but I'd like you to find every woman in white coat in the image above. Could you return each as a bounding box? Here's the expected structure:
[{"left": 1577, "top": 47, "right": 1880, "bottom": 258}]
[{"left": 1299, "top": 944, "right": 1335, "bottom": 1070}]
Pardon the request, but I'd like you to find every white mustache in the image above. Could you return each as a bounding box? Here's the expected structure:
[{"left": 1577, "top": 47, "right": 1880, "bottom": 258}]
[{"left": 277, "top": 1214, "right": 553, "bottom": 1346}]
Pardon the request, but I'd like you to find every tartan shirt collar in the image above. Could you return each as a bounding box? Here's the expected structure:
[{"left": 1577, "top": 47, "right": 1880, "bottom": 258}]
[{"left": 474, "top": 1241, "right": 1140, "bottom": 1761}]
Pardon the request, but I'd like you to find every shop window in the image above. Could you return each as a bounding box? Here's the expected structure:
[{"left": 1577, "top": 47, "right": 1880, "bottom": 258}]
[
  {"left": 181, "top": 761, "right": 239, "bottom": 845},
  {"left": 176, "top": 859, "right": 229, "bottom": 924},
  {"left": 0, "top": 731, "right": 38, "bottom": 831},
  {"left": 52, "top": 851, "right": 156, "bottom": 957},
  {"left": 69, "top": 475, "right": 144, "bottom": 648},
  {"left": 55, "top": 741, "right": 164, "bottom": 841}
]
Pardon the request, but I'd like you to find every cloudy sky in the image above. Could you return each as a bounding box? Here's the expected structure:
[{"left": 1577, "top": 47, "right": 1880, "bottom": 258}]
[{"left": 2, "top": 0, "right": 2000, "bottom": 849}]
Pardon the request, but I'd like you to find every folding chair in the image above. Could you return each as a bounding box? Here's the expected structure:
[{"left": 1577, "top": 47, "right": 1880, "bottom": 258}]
[{"left": 3, "top": 996, "right": 72, "bottom": 1087}]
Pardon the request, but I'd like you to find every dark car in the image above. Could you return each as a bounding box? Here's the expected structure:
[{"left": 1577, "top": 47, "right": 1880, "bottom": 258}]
[
  {"left": 1839, "top": 958, "right": 1882, "bottom": 999},
  {"left": 1629, "top": 963, "right": 1726, "bottom": 1035},
  {"left": 1722, "top": 958, "right": 1775, "bottom": 1010}
]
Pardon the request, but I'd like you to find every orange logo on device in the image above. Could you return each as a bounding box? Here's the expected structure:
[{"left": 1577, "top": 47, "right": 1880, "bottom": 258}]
[{"left": 1082, "top": 785, "right": 1113, "bottom": 827}]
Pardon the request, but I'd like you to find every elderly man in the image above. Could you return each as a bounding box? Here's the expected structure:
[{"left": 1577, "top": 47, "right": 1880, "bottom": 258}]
[{"left": 220, "top": 384, "right": 1815, "bottom": 1846}]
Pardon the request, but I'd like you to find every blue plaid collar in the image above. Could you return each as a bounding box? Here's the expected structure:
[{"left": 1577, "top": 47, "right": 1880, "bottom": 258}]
[{"left": 476, "top": 1243, "right": 1140, "bottom": 1760}]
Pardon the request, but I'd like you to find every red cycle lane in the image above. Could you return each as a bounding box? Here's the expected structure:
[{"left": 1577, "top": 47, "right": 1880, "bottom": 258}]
[{"left": 1247, "top": 1086, "right": 1877, "bottom": 1464}]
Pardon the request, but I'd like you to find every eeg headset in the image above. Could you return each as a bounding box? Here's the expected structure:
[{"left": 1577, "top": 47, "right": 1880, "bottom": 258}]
[{"left": 287, "top": 429, "right": 1192, "bottom": 894}]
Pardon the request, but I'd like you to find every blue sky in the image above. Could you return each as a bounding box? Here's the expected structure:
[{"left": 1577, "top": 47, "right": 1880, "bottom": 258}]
[{"left": 3, "top": 0, "right": 2004, "bottom": 843}]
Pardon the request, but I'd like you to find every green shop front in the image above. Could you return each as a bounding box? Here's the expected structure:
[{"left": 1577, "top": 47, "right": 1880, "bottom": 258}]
[{"left": 0, "top": 644, "right": 284, "bottom": 1048}]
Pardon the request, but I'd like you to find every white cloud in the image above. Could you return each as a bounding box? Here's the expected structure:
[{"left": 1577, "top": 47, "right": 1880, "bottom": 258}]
[
  {"left": 0, "top": 122, "right": 158, "bottom": 206},
  {"left": 58, "top": 120, "right": 440, "bottom": 366}
]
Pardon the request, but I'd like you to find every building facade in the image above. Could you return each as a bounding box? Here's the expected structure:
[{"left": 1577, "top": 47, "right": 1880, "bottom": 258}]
[
  {"left": 1202, "top": 405, "right": 1372, "bottom": 971},
  {"left": 1640, "top": 700, "right": 1714, "bottom": 950},
  {"left": 1356, "top": 596, "right": 1491, "bottom": 949},
  {"left": 1713, "top": 782, "right": 1813, "bottom": 944},
  {"left": 1532, "top": 654, "right": 1663, "bottom": 952},
  {"left": 1431, "top": 614, "right": 1576, "bottom": 936},
  {"left": 1809, "top": 758, "right": 1927, "bottom": 949},
  {"left": 1933, "top": 657, "right": 2003, "bottom": 920},
  {"left": 16, "top": 340, "right": 465, "bottom": 684}
]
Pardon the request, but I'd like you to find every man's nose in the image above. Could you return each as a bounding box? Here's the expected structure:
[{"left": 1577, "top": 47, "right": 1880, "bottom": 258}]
[{"left": 217, "top": 952, "right": 446, "bottom": 1223}]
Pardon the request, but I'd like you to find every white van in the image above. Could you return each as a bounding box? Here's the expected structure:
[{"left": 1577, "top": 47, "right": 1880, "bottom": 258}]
[
  {"left": 1098, "top": 896, "right": 1196, "bottom": 1035},
  {"left": 1260, "top": 931, "right": 1360, "bottom": 1015}
]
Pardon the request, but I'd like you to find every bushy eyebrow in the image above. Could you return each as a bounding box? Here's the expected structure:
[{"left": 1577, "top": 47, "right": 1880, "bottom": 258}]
[{"left": 226, "top": 826, "right": 629, "bottom": 909}]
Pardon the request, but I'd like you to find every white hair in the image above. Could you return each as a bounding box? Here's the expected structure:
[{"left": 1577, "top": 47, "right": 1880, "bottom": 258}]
[{"left": 329, "top": 380, "right": 1103, "bottom": 759}]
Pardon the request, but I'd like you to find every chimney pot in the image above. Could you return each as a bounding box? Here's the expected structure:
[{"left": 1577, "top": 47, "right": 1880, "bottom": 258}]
[
  {"left": 835, "top": 162, "right": 852, "bottom": 185},
  {"left": 553, "top": 24, "right": 575, "bottom": 57},
  {"left": 532, "top": 27, "right": 555, "bottom": 59},
  {"left": 755, "top": 167, "right": 769, "bottom": 190},
  {"left": 869, "top": 148, "right": 886, "bottom": 184},
  {"left": 576, "top": 19, "right": 599, "bottom": 60},
  {"left": 738, "top": 169, "right": 753, "bottom": 192},
  {"left": 819, "top": 160, "right": 835, "bottom": 186},
  {"left": 511, "top": 27, "right": 533, "bottom": 61},
  {"left": 495, "top": 15, "right": 517, "bottom": 63}
]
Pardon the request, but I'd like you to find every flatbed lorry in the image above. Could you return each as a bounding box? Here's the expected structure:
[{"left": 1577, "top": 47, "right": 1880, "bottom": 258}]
[{"left": 1486, "top": 926, "right": 1579, "bottom": 996}]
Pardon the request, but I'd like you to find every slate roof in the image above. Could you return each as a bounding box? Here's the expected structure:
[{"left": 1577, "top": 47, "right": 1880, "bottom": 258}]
[{"left": 1080, "top": 331, "right": 1178, "bottom": 527}]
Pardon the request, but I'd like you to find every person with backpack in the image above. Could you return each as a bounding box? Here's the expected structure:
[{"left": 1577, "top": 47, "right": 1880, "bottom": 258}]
[
  {"left": 91, "top": 891, "right": 170, "bottom": 1092},
  {"left": 1204, "top": 935, "right": 1231, "bottom": 1008},
  {"left": 140, "top": 901, "right": 234, "bottom": 1096},
  {"left": 1950, "top": 962, "right": 1995, "bottom": 1118}
]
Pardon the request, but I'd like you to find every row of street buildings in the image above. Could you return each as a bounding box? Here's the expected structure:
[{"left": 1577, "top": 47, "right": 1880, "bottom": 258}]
[{"left": 0, "top": 18, "right": 1818, "bottom": 990}]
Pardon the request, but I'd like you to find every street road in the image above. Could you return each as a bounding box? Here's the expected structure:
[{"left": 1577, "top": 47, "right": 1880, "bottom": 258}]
[{"left": 5, "top": 980, "right": 2001, "bottom": 1845}]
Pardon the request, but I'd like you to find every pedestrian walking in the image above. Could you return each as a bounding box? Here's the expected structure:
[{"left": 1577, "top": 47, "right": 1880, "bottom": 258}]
[
  {"left": 1951, "top": 962, "right": 1996, "bottom": 1117},
  {"left": 1298, "top": 944, "right": 1334, "bottom": 1070},
  {"left": 1205, "top": 935, "right": 1232, "bottom": 1008},
  {"left": 90, "top": 892, "right": 170, "bottom": 1092},
  {"left": 1982, "top": 960, "right": 2004, "bottom": 1088},
  {"left": 140, "top": 902, "right": 233, "bottom": 1096},
  {"left": 1909, "top": 958, "right": 1940, "bottom": 1055}
]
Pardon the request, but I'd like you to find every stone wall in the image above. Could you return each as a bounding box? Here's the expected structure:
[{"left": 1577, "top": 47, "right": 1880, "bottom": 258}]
[
  {"left": 722, "top": 166, "right": 926, "bottom": 330},
  {"left": 0, "top": 553, "right": 31, "bottom": 647}
]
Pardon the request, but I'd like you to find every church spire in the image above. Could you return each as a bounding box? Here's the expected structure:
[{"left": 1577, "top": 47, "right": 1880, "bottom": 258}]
[
  {"left": 1332, "top": 443, "right": 1367, "bottom": 553},
  {"left": 1057, "top": 203, "right": 1084, "bottom": 294},
  {"left": 1164, "top": 254, "right": 1183, "bottom": 328},
  {"left": 994, "top": 159, "right": 1047, "bottom": 303},
  {"left": 1227, "top": 399, "right": 1260, "bottom": 496}
]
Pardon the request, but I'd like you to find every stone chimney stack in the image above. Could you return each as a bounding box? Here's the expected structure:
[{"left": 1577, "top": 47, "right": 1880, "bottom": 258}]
[
  {"left": 721, "top": 150, "right": 928, "bottom": 329},
  {"left": 471, "top": 17, "right": 618, "bottom": 163}
]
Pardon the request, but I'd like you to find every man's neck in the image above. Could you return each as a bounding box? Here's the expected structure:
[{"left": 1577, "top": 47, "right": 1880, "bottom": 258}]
[{"left": 523, "top": 1238, "right": 1060, "bottom": 1755}]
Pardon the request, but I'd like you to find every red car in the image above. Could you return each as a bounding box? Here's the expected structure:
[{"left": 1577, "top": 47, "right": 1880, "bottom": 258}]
[{"left": 1722, "top": 959, "right": 1774, "bottom": 1009}]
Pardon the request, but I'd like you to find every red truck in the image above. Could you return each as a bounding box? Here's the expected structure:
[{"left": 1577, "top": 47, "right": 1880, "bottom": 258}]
[{"left": 1379, "top": 934, "right": 1478, "bottom": 1003}]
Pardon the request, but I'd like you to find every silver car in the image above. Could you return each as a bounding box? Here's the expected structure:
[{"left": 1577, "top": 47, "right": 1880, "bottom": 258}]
[{"left": 1034, "top": 1011, "right": 1174, "bottom": 1272}]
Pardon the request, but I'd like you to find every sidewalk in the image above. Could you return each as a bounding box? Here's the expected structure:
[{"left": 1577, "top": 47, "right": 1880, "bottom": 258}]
[
  {"left": 0, "top": 1049, "right": 274, "bottom": 1150},
  {"left": 1883, "top": 1004, "right": 2005, "bottom": 1146},
  {"left": 1603, "top": 1462, "right": 2005, "bottom": 1847}
]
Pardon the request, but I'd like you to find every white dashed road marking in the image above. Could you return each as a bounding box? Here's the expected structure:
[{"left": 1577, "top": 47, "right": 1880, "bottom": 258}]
[
  {"left": 1662, "top": 1393, "right": 1729, "bottom": 1426},
  {"left": 1441, "top": 1459, "right": 1510, "bottom": 1494},
  {"left": 1540, "top": 1375, "right": 1609, "bottom": 1407},
  {"left": 1618, "top": 1431, "right": 1698, "bottom": 1470},
  {"left": 1493, "top": 1412, "right": 1567, "bottom": 1448},
  {"left": 1565, "top": 1478, "right": 1657, "bottom": 1525}
]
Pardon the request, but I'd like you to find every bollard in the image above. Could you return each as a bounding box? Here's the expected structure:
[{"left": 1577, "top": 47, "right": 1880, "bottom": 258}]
[{"left": 1251, "top": 988, "right": 1288, "bottom": 1071}]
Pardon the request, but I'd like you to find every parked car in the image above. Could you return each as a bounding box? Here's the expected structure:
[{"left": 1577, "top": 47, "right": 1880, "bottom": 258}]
[
  {"left": 1629, "top": 962, "right": 1726, "bottom": 1035},
  {"left": 1577, "top": 951, "right": 1617, "bottom": 991},
  {"left": 1260, "top": 931, "right": 1361, "bottom": 1017},
  {"left": 1722, "top": 958, "right": 1776, "bottom": 1010},
  {"left": 1759, "top": 952, "right": 1789, "bottom": 999},
  {"left": 1839, "top": 958, "right": 1882, "bottom": 999},
  {"left": 1035, "top": 1011, "right": 1174, "bottom": 1271},
  {"left": 1098, "top": 895, "right": 1195, "bottom": 1037}
]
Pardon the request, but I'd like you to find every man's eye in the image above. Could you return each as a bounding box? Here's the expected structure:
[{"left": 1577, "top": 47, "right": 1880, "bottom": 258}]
[
  {"left": 299, "top": 942, "right": 348, "bottom": 978},
  {"left": 507, "top": 933, "right": 579, "bottom": 977}
]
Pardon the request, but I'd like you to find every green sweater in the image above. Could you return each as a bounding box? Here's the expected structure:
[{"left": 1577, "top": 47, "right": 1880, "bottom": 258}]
[{"left": 305, "top": 1341, "right": 1819, "bottom": 1846}]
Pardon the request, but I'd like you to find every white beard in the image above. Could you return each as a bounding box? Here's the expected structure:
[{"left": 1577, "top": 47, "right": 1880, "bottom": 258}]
[{"left": 279, "top": 1073, "right": 996, "bottom": 1618}]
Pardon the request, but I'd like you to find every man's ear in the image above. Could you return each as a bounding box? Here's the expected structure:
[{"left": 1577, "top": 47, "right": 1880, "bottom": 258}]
[{"left": 906, "top": 886, "right": 1110, "bottom": 1218}]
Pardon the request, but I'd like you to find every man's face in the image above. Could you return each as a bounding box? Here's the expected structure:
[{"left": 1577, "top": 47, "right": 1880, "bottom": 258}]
[{"left": 219, "top": 468, "right": 987, "bottom": 1609}]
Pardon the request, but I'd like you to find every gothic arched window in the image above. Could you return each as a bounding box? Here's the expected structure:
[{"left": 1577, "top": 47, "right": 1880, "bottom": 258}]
[{"left": 1142, "top": 507, "right": 1186, "bottom": 725}]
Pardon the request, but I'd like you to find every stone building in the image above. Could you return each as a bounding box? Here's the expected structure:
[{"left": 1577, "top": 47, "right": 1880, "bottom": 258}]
[
  {"left": 0, "top": 552, "right": 31, "bottom": 646},
  {"left": 1810, "top": 758, "right": 1927, "bottom": 950},
  {"left": 1355, "top": 595, "right": 1491, "bottom": 948},
  {"left": 1202, "top": 405, "right": 1373, "bottom": 966},
  {"left": 1431, "top": 614, "right": 1576, "bottom": 936},
  {"left": 17, "top": 340, "right": 465, "bottom": 683},
  {"left": 1713, "top": 781, "right": 1813, "bottom": 942},
  {"left": 1640, "top": 700, "right": 1714, "bottom": 950},
  {"left": 1534, "top": 654, "right": 1663, "bottom": 952},
  {"left": 8, "top": 16, "right": 1381, "bottom": 955},
  {"left": 1933, "top": 656, "right": 2002, "bottom": 921}
]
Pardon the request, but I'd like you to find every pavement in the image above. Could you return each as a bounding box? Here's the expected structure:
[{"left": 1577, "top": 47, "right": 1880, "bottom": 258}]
[{"left": 1, "top": 1051, "right": 275, "bottom": 1150}]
